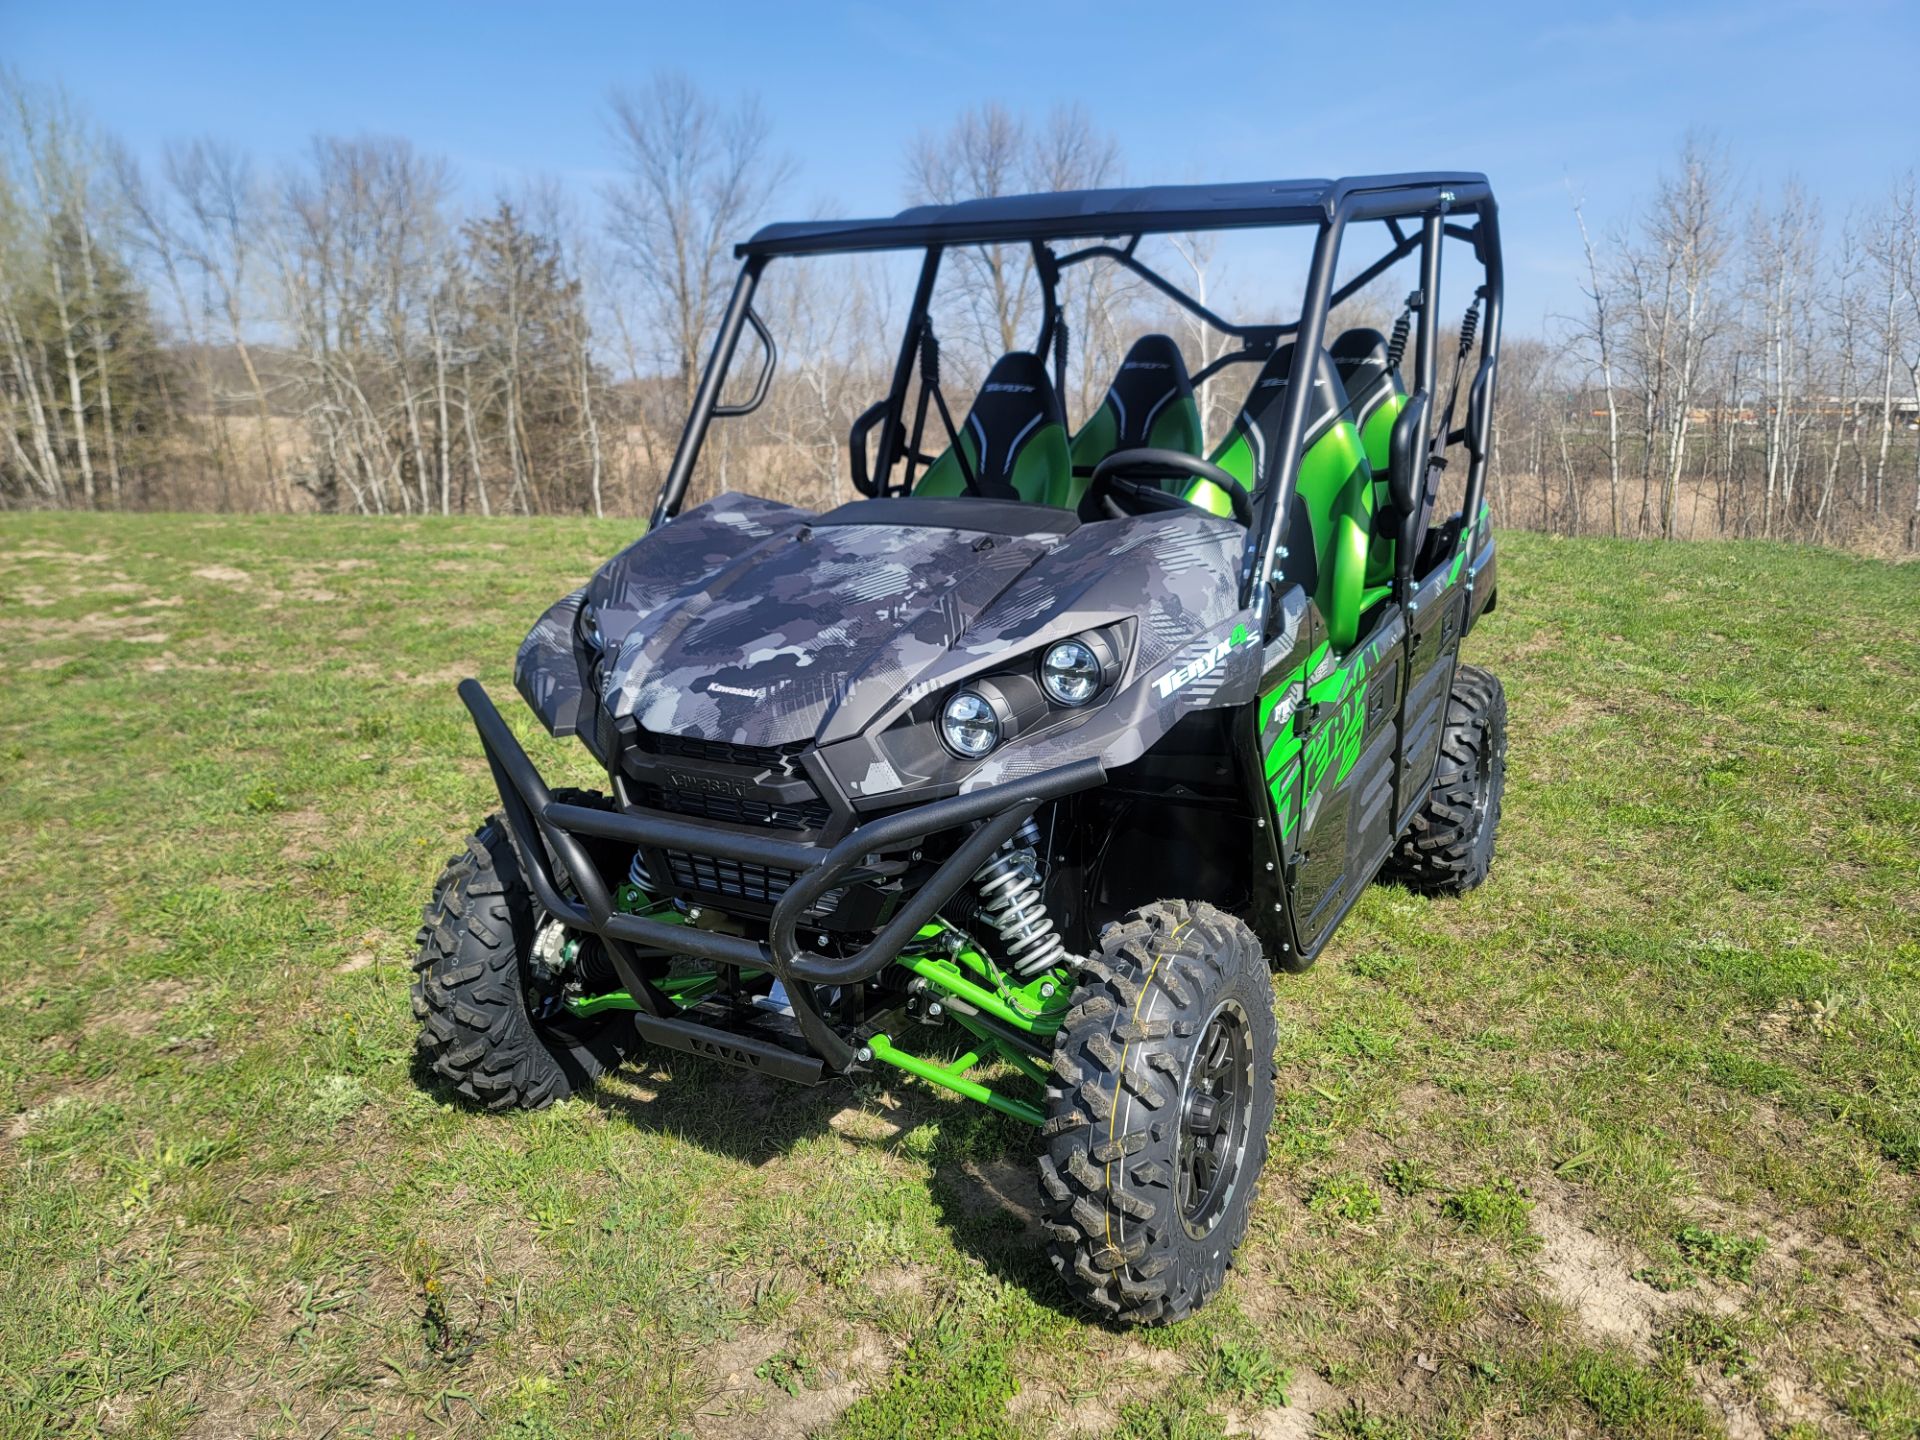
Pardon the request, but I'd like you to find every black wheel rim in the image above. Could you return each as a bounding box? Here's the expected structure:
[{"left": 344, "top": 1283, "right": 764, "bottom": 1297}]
[{"left": 1178, "top": 998, "right": 1254, "bottom": 1238}]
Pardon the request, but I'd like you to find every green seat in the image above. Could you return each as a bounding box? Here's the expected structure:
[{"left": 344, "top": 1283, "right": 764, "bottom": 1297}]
[
  {"left": 1068, "top": 334, "right": 1204, "bottom": 480},
  {"left": 1183, "top": 343, "right": 1378, "bottom": 651},
  {"left": 1330, "top": 327, "right": 1407, "bottom": 593},
  {"left": 914, "top": 352, "right": 1075, "bottom": 508}
]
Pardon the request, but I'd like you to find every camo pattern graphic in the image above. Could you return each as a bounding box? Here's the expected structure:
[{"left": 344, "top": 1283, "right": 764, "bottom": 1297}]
[
  {"left": 513, "top": 494, "right": 1251, "bottom": 775},
  {"left": 956, "top": 609, "right": 1260, "bottom": 792},
  {"left": 513, "top": 588, "right": 590, "bottom": 736},
  {"left": 599, "top": 512, "right": 1052, "bottom": 746},
  {"left": 953, "top": 513, "right": 1241, "bottom": 673}
]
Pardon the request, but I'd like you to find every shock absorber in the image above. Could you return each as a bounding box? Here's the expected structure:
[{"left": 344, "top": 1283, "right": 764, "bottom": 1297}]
[{"left": 971, "top": 818, "right": 1072, "bottom": 977}]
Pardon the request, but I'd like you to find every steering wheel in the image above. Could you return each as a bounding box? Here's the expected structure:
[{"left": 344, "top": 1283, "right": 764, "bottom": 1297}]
[{"left": 1087, "top": 447, "right": 1253, "bottom": 527}]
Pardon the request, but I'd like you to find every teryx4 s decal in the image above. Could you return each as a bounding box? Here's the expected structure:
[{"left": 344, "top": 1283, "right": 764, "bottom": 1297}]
[{"left": 1154, "top": 622, "right": 1254, "bottom": 699}]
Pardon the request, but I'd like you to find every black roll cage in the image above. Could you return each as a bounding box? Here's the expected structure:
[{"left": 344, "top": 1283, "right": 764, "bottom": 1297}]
[{"left": 647, "top": 172, "right": 1503, "bottom": 633}]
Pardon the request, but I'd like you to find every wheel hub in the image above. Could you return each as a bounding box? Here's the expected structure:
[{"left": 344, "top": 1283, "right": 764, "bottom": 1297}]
[{"left": 1177, "top": 998, "right": 1253, "bottom": 1238}]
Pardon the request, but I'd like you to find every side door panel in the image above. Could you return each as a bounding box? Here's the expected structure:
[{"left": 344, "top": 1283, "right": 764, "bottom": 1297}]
[
  {"left": 1253, "top": 602, "right": 1406, "bottom": 962},
  {"left": 1395, "top": 554, "right": 1467, "bottom": 828}
]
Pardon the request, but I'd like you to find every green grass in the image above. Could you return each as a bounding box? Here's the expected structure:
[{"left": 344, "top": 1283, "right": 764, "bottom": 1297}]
[{"left": 1, "top": 515, "right": 1917, "bottom": 1439}]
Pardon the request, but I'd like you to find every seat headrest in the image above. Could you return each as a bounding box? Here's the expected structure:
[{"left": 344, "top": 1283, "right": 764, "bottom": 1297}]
[
  {"left": 964, "top": 352, "right": 1064, "bottom": 487},
  {"left": 1100, "top": 334, "right": 1194, "bottom": 449},
  {"left": 1231, "top": 341, "right": 1349, "bottom": 489},
  {"left": 1330, "top": 328, "right": 1396, "bottom": 404}
]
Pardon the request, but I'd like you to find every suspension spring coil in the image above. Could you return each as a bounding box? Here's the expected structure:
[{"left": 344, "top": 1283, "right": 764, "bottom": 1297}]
[
  {"left": 628, "top": 849, "right": 653, "bottom": 893},
  {"left": 972, "top": 819, "right": 1072, "bottom": 977}
]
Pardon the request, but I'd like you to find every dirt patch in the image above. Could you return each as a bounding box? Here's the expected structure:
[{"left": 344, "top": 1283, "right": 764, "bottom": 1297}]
[
  {"left": 1503, "top": 626, "right": 1564, "bottom": 660},
  {"left": 190, "top": 565, "right": 251, "bottom": 584},
  {"left": 828, "top": 1099, "right": 912, "bottom": 1145},
  {"left": 84, "top": 979, "right": 193, "bottom": 1042},
  {"left": 694, "top": 1325, "right": 893, "bottom": 1440},
  {"left": 1759, "top": 1373, "right": 1850, "bottom": 1436},
  {"left": 1011, "top": 1337, "right": 1186, "bottom": 1437},
  {"left": 1, "top": 546, "right": 114, "bottom": 565},
  {"left": 1530, "top": 1195, "right": 1675, "bottom": 1355},
  {"left": 273, "top": 807, "right": 334, "bottom": 864},
  {"left": 1245, "top": 1371, "right": 1347, "bottom": 1440},
  {"left": 0, "top": 608, "right": 172, "bottom": 644},
  {"left": 948, "top": 1156, "right": 1044, "bottom": 1235}
]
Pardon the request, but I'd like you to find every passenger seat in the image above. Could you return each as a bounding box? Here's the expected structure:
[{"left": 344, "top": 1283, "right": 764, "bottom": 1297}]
[{"left": 914, "top": 352, "right": 1075, "bottom": 509}]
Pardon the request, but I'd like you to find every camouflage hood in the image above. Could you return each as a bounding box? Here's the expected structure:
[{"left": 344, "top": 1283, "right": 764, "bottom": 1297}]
[
  {"left": 590, "top": 495, "right": 1060, "bottom": 746},
  {"left": 515, "top": 491, "right": 1253, "bottom": 775}
]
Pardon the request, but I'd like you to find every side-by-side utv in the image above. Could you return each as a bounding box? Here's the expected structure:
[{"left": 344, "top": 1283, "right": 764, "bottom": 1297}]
[{"left": 414, "top": 174, "right": 1508, "bottom": 1323}]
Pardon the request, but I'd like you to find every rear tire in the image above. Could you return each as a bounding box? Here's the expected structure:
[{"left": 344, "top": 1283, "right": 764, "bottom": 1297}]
[
  {"left": 1038, "top": 900, "right": 1277, "bottom": 1325},
  {"left": 1382, "top": 663, "right": 1507, "bottom": 895},
  {"left": 411, "top": 794, "right": 634, "bottom": 1110}
]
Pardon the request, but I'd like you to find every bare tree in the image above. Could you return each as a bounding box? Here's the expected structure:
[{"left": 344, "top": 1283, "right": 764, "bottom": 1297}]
[
  {"left": 604, "top": 71, "right": 791, "bottom": 411},
  {"left": 907, "top": 102, "right": 1033, "bottom": 364},
  {"left": 1746, "top": 179, "right": 1822, "bottom": 538},
  {"left": 165, "top": 139, "right": 288, "bottom": 508},
  {"left": 1571, "top": 190, "right": 1623, "bottom": 535}
]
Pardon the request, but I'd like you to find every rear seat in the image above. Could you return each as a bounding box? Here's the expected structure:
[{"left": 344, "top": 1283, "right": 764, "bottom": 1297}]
[
  {"left": 1188, "top": 342, "right": 1380, "bottom": 651},
  {"left": 1330, "top": 327, "right": 1407, "bottom": 594}
]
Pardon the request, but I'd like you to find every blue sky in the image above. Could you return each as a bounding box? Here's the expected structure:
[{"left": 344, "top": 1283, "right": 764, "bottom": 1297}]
[{"left": 6, "top": 0, "right": 1912, "bottom": 332}]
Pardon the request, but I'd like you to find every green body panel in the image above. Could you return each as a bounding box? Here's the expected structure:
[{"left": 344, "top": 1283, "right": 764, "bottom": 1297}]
[
  {"left": 914, "top": 422, "right": 1078, "bottom": 508},
  {"left": 1188, "top": 418, "right": 1377, "bottom": 650},
  {"left": 1066, "top": 390, "right": 1204, "bottom": 474},
  {"left": 1358, "top": 390, "right": 1402, "bottom": 473},
  {"left": 1359, "top": 391, "right": 1404, "bottom": 590},
  {"left": 1257, "top": 625, "right": 1396, "bottom": 846}
]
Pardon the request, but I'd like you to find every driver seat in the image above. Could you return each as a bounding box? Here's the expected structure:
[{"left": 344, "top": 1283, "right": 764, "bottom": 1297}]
[
  {"left": 1068, "top": 333, "right": 1204, "bottom": 477},
  {"left": 1186, "top": 342, "right": 1379, "bottom": 650},
  {"left": 913, "top": 352, "right": 1075, "bottom": 508}
]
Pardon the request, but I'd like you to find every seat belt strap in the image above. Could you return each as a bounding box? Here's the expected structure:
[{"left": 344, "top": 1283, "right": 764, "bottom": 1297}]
[{"left": 918, "top": 328, "right": 985, "bottom": 496}]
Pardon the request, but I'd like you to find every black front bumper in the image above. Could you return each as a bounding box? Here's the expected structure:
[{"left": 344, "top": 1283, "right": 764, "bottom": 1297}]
[{"left": 459, "top": 679, "right": 1103, "bottom": 1075}]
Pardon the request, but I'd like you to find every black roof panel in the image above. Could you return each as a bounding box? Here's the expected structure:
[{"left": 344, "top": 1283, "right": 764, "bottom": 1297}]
[{"left": 740, "top": 172, "right": 1491, "bottom": 258}]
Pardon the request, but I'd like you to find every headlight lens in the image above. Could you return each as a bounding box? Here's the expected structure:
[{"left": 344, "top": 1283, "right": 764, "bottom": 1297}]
[
  {"left": 1040, "top": 639, "right": 1103, "bottom": 706},
  {"left": 940, "top": 690, "right": 1001, "bottom": 758}
]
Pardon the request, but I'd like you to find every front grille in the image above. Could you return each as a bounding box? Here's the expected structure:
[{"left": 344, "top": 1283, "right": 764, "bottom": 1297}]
[
  {"left": 636, "top": 783, "right": 831, "bottom": 832},
  {"left": 641, "top": 733, "right": 811, "bottom": 771},
  {"left": 664, "top": 851, "right": 801, "bottom": 905}
]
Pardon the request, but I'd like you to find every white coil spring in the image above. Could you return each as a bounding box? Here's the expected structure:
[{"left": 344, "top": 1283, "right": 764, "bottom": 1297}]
[
  {"left": 973, "top": 819, "right": 1071, "bottom": 976},
  {"left": 628, "top": 849, "right": 653, "bottom": 892}
]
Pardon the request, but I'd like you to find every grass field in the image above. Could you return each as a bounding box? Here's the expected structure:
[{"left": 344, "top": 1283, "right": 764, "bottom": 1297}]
[{"left": 1, "top": 514, "right": 1916, "bottom": 1440}]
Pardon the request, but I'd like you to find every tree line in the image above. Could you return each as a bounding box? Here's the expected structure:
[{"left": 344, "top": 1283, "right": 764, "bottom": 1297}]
[
  {"left": 2, "top": 71, "right": 1916, "bottom": 552},
  {"left": 1525, "top": 138, "right": 1919, "bottom": 550}
]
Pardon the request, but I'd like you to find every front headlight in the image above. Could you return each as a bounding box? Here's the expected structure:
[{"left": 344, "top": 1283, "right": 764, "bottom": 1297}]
[
  {"left": 1040, "top": 639, "right": 1102, "bottom": 706},
  {"left": 940, "top": 690, "right": 1002, "bottom": 758},
  {"left": 580, "top": 601, "right": 606, "bottom": 654}
]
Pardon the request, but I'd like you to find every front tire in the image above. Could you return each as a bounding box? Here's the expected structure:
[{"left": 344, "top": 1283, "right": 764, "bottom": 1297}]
[
  {"left": 1382, "top": 663, "right": 1507, "bottom": 895},
  {"left": 1038, "top": 900, "right": 1277, "bottom": 1325},
  {"left": 411, "top": 797, "right": 634, "bottom": 1110}
]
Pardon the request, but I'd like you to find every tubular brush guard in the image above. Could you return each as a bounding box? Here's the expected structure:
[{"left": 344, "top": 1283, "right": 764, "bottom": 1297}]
[{"left": 458, "top": 678, "right": 1104, "bottom": 1076}]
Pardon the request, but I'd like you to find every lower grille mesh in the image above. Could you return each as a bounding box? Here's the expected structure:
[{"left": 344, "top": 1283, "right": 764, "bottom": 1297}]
[
  {"left": 664, "top": 851, "right": 800, "bottom": 905},
  {"left": 637, "top": 783, "right": 831, "bottom": 832}
]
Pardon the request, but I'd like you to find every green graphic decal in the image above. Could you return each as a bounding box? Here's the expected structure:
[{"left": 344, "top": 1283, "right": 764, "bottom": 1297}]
[{"left": 1256, "top": 627, "right": 1392, "bottom": 848}]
